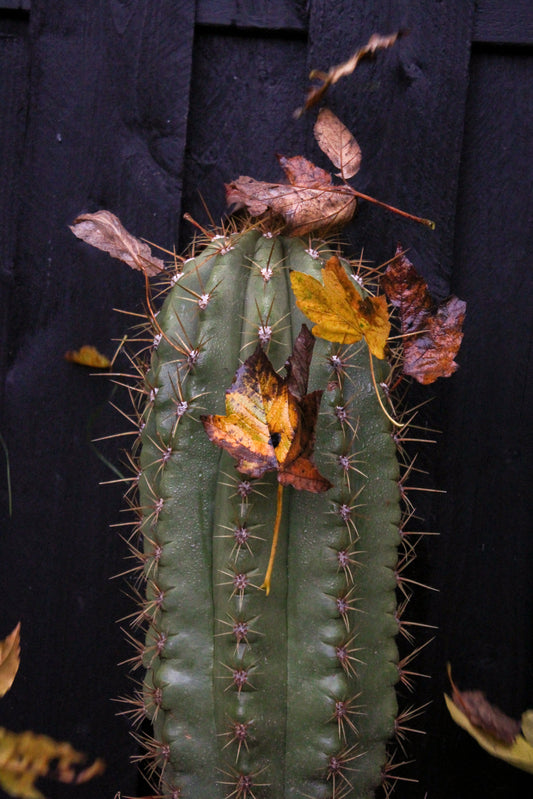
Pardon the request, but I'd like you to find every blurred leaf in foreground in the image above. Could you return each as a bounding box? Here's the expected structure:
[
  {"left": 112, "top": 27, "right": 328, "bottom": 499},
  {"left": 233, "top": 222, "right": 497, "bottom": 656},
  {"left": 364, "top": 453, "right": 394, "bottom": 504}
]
[
  {"left": 0, "top": 728, "right": 105, "bottom": 799},
  {"left": 64, "top": 345, "right": 111, "bottom": 369},
  {"left": 445, "top": 665, "right": 533, "bottom": 774},
  {"left": 0, "top": 625, "right": 20, "bottom": 698}
]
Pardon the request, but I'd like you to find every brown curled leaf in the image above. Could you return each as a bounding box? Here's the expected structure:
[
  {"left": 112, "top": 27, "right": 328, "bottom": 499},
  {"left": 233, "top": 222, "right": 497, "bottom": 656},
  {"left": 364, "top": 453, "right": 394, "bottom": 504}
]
[
  {"left": 225, "top": 155, "right": 357, "bottom": 237},
  {"left": 296, "top": 31, "right": 402, "bottom": 115},
  {"left": 0, "top": 624, "right": 20, "bottom": 699},
  {"left": 445, "top": 665, "right": 533, "bottom": 774},
  {"left": 70, "top": 210, "right": 164, "bottom": 276},
  {"left": 313, "top": 108, "right": 362, "bottom": 180},
  {"left": 447, "top": 665, "right": 520, "bottom": 744},
  {"left": 382, "top": 246, "right": 465, "bottom": 384}
]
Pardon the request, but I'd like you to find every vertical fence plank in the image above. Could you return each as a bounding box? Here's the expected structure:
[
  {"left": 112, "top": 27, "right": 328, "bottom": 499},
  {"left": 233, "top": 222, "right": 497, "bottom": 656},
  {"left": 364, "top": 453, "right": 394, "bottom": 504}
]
[
  {"left": 306, "top": 1, "right": 475, "bottom": 298},
  {"left": 0, "top": 3, "right": 196, "bottom": 797},
  {"left": 425, "top": 47, "right": 533, "bottom": 799},
  {"left": 0, "top": 12, "right": 29, "bottom": 413},
  {"left": 305, "top": 4, "right": 476, "bottom": 797}
]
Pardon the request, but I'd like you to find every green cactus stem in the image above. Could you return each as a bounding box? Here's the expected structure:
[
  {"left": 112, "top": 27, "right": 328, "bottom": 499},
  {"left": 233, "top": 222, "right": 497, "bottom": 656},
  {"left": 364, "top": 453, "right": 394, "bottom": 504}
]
[{"left": 127, "top": 224, "right": 411, "bottom": 799}]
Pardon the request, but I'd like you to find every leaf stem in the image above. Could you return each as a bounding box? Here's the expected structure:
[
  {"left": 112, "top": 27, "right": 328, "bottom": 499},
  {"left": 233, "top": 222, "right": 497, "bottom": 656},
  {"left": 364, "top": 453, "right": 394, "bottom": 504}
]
[
  {"left": 350, "top": 188, "right": 435, "bottom": 229},
  {"left": 261, "top": 482, "right": 284, "bottom": 596},
  {"left": 367, "top": 349, "right": 404, "bottom": 428}
]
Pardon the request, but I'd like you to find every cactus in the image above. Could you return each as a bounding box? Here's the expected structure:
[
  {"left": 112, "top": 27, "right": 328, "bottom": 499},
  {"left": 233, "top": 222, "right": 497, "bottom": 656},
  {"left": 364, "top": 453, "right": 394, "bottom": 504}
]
[{"left": 125, "top": 224, "right": 409, "bottom": 799}]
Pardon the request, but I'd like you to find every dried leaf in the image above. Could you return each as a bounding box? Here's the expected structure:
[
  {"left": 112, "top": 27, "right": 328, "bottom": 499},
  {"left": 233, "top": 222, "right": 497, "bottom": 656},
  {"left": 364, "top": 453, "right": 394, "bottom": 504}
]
[
  {"left": 201, "top": 325, "right": 331, "bottom": 493},
  {"left": 381, "top": 246, "right": 465, "bottom": 384},
  {"left": 297, "top": 31, "right": 402, "bottom": 115},
  {"left": 445, "top": 695, "right": 533, "bottom": 774},
  {"left": 313, "top": 108, "right": 362, "bottom": 180},
  {"left": 290, "top": 256, "right": 390, "bottom": 359},
  {"left": 278, "top": 155, "right": 333, "bottom": 188},
  {"left": 225, "top": 155, "right": 357, "bottom": 237},
  {"left": 70, "top": 211, "right": 164, "bottom": 276},
  {"left": 0, "top": 624, "right": 20, "bottom": 698},
  {"left": 64, "top": 345, "right": 111, "bottom": 369},
  {"left": 445, "top": 666, "right": 533, "bottom": 774},
  {"left": 0, "top": 727, "right": 105, "bottom": 799},
  {"left": 226, "top": 125, "right": 434, "bottom": 234},
  {"left": 447, "top": 665, "right": 520, "bottom": 744}
]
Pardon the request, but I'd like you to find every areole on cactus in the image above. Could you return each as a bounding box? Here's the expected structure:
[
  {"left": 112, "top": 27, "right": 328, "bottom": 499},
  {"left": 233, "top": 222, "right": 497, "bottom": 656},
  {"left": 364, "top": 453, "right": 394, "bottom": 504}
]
[{"left": 70, "top": 109, "right": 465, "bottom": 799}]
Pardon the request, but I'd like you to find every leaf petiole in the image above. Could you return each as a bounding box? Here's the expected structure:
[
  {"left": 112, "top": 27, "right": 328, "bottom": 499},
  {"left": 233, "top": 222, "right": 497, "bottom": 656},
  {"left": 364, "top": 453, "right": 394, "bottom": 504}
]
[
  {"left": 261, "top": 483, "right": 284, "bottom": 596},
  {"left": 350, "top": 188, "right": 435, "bottom": 229},
  {"left": 367, "top": 348, "right": 404, "bottom": 429}
]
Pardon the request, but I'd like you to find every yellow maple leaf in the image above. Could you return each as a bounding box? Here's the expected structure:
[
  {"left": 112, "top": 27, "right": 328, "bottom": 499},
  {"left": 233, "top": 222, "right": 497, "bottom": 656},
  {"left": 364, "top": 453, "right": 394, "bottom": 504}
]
[
  {"left": 290, "top": 256, "right": 390, "bottom": 359},
  {"left": 0, "top": 624, "right": 20, "bottom": 699}
]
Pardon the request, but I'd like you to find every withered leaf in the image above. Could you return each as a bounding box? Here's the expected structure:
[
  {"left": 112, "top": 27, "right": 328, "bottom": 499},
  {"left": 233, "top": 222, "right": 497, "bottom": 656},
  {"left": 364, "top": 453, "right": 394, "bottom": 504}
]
[
  {"left": 70, "top": 211, "right": 164, "bottom": 276},
  {"left": 64, "top": 345, "right": 111, "bottom": 369},
  {"left": 290, "top": 256, "right": 390, "bottom": 359},
  {"left": 278, "top": 154, "right": 333, "bottom": 188},
  {"left": 0, "top": 727, "right": 105, "bottom": 799},
  {"left": 313, "top": 108, "right": 362, "bottom": 180},
  {"left": 297, "top": 31, "right": 402, "bottom": 115},
  {"left": 0, "top": 624, "right": 20, "bottom": 699},
  {"left": 382, "top": 246, "right": 465, "bottom": 384},
  {"left": 445, "top": 665, "right": 533, "bottom": 774},
  {"left": 201, "top": 325, "right": 331, "bottom": 493},
  {"left": 447, "top": 666, "right": 520, "bottom": 744},
  {"left": 225, "top": 155, "right": 357, "bottom": 237}
]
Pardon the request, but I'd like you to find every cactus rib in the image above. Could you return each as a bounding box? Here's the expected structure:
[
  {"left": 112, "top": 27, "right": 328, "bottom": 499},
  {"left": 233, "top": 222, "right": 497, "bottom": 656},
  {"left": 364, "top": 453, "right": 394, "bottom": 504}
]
[{"left": 128, "top": 227, "right": 408, "bottom": 798}]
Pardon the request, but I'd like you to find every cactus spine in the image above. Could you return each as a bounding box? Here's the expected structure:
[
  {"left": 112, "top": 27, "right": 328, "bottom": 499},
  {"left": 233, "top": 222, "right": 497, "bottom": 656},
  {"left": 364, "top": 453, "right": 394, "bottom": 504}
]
[{"left": 131, "top": 225, "right": 407, "bottom": 799}]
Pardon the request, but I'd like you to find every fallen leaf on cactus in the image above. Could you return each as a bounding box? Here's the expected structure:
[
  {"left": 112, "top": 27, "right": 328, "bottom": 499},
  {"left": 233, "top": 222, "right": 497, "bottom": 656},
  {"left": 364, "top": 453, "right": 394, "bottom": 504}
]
[
  {"left": 0, "top": 727, "right": 105, "bottom": 799},
  {"left": 227, "top": 110, "right": 434, "bottom": 234},
  {"left": 70, "top": 210, "right": 164, "bottom": 276},
  {"left": 445, "top": 666, "right": 533, "bottom": 774},
  {"left": 201, "top": 325, "right": 331, "bottom": 493},
  {"left": 226, "top": 155, "right": 357, "bottom": 237},
  {"left": 290, "top": 255, "right": 390, "bottom": 359},
  {"left": 313, "top": 108, "right": 362, "bottom": 179},
  {"left": 382, "top": 246, "right": 466, "bottom": 384},
  {"left": 0, "top": 624, "right": 20, "bottom": 698},
  {"left": 296, "top": 31, "right": 402, "bottom": 114},
  {"left": 64, "top": 345, "right": 111, "bottom": 369}
]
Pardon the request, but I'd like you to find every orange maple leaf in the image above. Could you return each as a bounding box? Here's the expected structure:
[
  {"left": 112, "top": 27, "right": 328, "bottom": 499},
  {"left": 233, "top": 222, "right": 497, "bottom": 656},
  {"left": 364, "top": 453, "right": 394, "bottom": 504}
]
[
  {"left": 201, "top": 325, "right": 331, "bottom": 494},
  {"left": 290, "top": 256, "right": 390, "bottom": 359},
  {"left": 201, "top": 325, "right": 331, "bottom": 594}
]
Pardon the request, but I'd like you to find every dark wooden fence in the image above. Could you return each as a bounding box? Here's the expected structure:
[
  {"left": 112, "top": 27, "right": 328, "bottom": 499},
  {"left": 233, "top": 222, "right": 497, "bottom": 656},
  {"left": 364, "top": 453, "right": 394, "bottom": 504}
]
[{"left": 1, "top": 2, "right": 532, "bottom": 798}]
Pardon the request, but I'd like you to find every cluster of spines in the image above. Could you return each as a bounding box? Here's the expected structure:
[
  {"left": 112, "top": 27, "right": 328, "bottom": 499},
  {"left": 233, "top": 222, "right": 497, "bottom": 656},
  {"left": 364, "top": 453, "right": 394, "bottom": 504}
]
[{"left": 105, "top": 222, "right": 435, "bottom": 799}]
